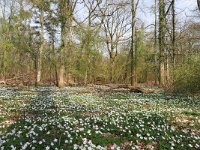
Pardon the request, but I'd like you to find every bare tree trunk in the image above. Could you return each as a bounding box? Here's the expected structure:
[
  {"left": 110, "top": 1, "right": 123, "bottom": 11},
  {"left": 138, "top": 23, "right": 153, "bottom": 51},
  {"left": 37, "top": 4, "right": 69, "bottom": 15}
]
[
  {"left": 130, "top": 0, "right": 138, "bottom": 87},
  {"left": 134, "top": 27, "right": 138, "bottom": 86},
  {"left": 109, "top": 57, "right": 115, "bottom": 83},
  {"left": 58, "top": 0, "right": 74, "bottom": 88},
  {"left": 36, "top": 9, "right": 44, "bottom": 86},
  {"left": 166, "top": 55, "right": 170, "bottom": 85},
  {"left": 130, "top": 0, "right": 134, "bottom": 87},
  {"left": 58, "top": 1, "right": 67, "bottom": 88},
  {"left": 154, "top": 0, "right": 159, "bottom": 85},
  {"left": 66, "top": 13, "right": 73, "bottom": 84},
  {"left": 198, "top": 0, "right": 200, "bottom": 11},
  {"left": 154, "top": 0, "right": 157, "bottom": 48},
  {"left": 159, "top": 0, "right": 166, "bottom": 86},
  {"left": 124, "top": 52, "right": 130, "bottom": 84},
  {"left": 58, "top": 20, "right": 66, "bottom": 88},
  {"left": 58, "top": 60, "right": 65, "bottom": 88},
  {"left": 172, "top": 0, "right": 176, "bottom": 67}
]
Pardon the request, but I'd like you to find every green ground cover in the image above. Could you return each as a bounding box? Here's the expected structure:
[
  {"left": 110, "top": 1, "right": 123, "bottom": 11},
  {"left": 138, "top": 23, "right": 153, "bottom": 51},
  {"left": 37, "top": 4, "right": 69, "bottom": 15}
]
[{"left": 0, "top": 86, "right": 199, "bottom": 149}]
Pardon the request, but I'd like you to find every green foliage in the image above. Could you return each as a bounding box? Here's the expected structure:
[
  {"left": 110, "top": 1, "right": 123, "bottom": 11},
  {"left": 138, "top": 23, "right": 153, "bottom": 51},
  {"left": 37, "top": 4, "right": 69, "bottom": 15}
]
[
  {"left": 172, "top": 55, "right": 200, "bottom": 95},
  {"left": 71, "top": 25, "right": 106, "bottom": 83}
]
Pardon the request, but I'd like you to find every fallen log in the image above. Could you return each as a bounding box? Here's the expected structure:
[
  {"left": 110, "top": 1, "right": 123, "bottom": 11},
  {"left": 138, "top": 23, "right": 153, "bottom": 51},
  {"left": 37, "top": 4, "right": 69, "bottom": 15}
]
[
  {"left": 105, "top": 84, "right": 129, "bottom": 89},
  {"left": 129, "top": 87, "right": 144, "bottom": 93},
  {"left": 0, "top": 80, "right": 6, "bottom": 85}
]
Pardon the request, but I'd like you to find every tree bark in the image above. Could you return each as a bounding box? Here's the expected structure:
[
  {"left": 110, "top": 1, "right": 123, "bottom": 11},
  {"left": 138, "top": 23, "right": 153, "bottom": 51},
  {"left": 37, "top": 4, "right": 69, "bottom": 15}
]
[
  {"left": 36, "top": 8, "right": 44, "bottom": 86},
  {"left": 198, "top": 0, "right": 200, "bottom": 11},
  {"left": 58, "top": 31, "right": 66, "bottom": 88},
  {"left": 58, "top": 0, "right": 67, "bottom": 88},
  {"left": 109, "top": 57, "right": 115, "bottom": 83},
  {"left": 130, "top": 0, "right": 137, "bottom": 87},
  {"left": 159, "top": 0, "right": 166, "bottom": 86},
  {"left": 172, "top": 0, "right": 176, "bottom": 68},
  {"left": 58, "top": 0, "right": 73, "bottom": 88},
  {"left": 154, "top": 0, "right": 159, "bottom": 85}
]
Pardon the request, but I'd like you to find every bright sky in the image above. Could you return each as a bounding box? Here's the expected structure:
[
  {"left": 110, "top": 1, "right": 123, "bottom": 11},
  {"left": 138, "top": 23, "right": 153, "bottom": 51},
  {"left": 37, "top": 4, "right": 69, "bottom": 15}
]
[
  {"left": 139, "top": 0, "right": 198, "bottom": 27},
  {"left": 74, "top": 0, "right": 199, "bottom": 31}
]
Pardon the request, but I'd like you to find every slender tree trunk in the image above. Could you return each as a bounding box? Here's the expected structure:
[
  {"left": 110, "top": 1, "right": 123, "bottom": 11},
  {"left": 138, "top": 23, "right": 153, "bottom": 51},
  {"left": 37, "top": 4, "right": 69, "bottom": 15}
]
[
  {"left": 58, "top": 19, "right": 66, "bottom": 88},
  {"left": 134, "top": 27, "right": 138, "bottom": 85},
  {"left": 130, "top": 0, "right": 137, "bottom": 87},
  {"left": 197, "top": 0, "right": 200, "bottom": 11},
  {"left": 51, "top": 28, "right": 58, "bottom": 86},
  {"left": 58, "top": 59, "right": 65, "bottom": 88},
  {"left": 36, "top": 9, "right": 44, "bottom": 86},
  {"left": 159, "top": 0, "right": 165, "bottom": 86},
  {"left": 154, "top": 0, "right": 159, "bottom": 85},
  {"left": 124, "top": 52, "right": 130, "bottom": 84},
  {"left": 172, "top": 0, "right": 176, "bottom": 67},
  {"left": 166, "top": 56, "right": 170, "bottom": 84},
  {"left": 66, "top": 12, "right": 73, "bottom": 84},
  {"left": 110, "top": 57, "right": 115, "bottom": 83},
  {"left": 154, "top": 0, "right": 157, "bottom": 48}
]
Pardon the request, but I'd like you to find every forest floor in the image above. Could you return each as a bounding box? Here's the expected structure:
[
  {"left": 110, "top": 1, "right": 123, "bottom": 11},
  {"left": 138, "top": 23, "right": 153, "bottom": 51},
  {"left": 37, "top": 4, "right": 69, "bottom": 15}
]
[{"left": 0, "top": 86, "right": 200, "bottom": 149}]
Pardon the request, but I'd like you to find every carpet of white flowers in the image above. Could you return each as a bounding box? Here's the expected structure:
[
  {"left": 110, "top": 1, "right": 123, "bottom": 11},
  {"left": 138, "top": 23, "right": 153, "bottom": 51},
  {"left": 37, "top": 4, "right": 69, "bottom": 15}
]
[{"left": 0, "top": 86, "right": 200, "bottom": 150}]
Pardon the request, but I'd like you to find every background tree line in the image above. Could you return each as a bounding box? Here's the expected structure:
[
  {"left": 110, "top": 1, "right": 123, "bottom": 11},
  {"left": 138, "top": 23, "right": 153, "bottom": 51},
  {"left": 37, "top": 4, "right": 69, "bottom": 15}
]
[{"left": 0, "top": 0, "right": 200, "bottom": 93}]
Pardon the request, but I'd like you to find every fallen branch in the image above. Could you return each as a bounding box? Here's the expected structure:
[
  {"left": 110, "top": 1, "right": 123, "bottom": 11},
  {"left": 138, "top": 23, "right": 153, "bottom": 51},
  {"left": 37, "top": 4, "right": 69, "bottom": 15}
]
[{"left": 6, "top": 73, "right": 32, "bottom": 81}]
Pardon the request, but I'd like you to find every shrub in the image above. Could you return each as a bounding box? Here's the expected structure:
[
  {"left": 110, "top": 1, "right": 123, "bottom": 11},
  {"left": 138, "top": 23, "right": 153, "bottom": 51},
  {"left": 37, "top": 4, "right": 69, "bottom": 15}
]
[{"left": 172, "top": 55, "right": 200, "bottom": 95}]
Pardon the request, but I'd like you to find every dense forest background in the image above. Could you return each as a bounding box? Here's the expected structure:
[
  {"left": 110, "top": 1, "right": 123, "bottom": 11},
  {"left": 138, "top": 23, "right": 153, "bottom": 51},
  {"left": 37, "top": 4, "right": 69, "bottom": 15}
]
[{"left": 0, "top": 0, "right": 200, "bottom": 94}]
